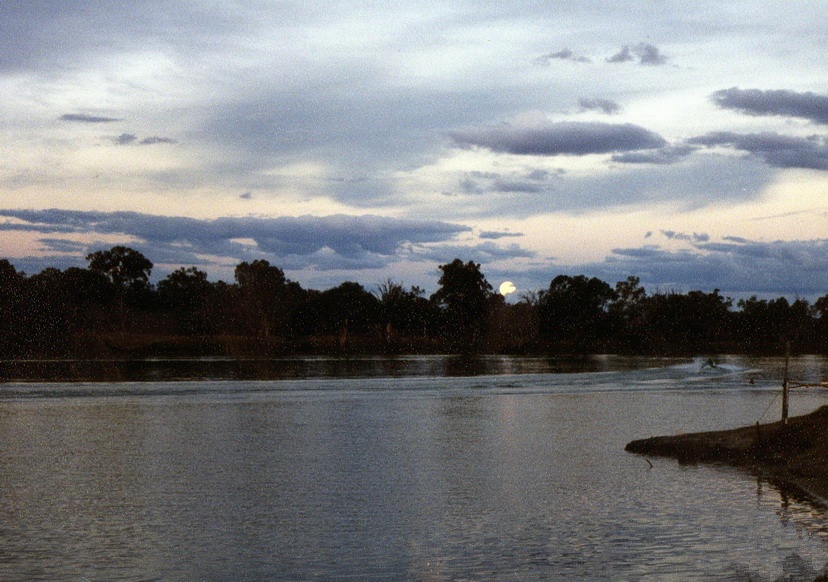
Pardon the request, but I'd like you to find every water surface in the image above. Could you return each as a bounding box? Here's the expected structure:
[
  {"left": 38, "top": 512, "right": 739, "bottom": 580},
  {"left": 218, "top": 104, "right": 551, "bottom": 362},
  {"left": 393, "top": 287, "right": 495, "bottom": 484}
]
[{"left": 2, "top": 355, "right": 828, "bottom": 580}]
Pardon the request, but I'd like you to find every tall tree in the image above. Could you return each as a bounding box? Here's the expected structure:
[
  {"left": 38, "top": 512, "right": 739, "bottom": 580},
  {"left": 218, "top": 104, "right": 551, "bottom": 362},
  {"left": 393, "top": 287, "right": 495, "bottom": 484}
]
[
  {"left": 86, "top": 246, "right": 153, "bottom": 289},
  {"left": 537, "top": 275, "right": 617, "bottom": 352},
  {"left": 314, "top": 282, "right": 381, "bottom": 348},
  {"left": 158, "top": 266, "right": 215, "bottom": 334},
  {"left": 609, "top": 276, "right": 648, "bottom": 352},
  {"left": 86, "top": 246, "right": 153, "bottom": 330},
  {"left": 431, "top": 258, "right": 493, "bottom": 350},
  {"left": 234, "top": 260, "right": 302, "bottom": 338},
  {"left": 376, "top": 279, "right": 433, "bottom": 343},
  {"left": 0, "top": 259, "right": 26, "bottom": 356}
]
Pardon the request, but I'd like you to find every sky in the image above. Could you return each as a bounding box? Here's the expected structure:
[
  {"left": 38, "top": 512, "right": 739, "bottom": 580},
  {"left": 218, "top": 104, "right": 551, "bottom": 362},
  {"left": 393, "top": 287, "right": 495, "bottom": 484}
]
[{"left": 1, "top": 1, "right": 827, "bottom": 300}]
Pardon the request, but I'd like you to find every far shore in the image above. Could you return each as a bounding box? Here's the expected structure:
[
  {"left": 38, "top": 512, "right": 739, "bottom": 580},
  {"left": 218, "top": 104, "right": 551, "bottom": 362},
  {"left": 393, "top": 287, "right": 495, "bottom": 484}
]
[{"left": 626, "top": 405, "right": 828, "bottom": 502}]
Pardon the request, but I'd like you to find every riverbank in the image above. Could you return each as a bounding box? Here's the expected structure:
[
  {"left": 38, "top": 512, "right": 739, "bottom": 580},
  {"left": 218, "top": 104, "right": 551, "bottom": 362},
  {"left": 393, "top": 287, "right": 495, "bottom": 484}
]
[{"left": 626, "top": 405, "right": 828, "bottom": 502}]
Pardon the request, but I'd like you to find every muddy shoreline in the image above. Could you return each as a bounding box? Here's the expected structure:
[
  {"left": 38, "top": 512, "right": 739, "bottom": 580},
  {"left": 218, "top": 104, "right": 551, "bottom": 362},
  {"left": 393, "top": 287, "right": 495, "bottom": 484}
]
[{"left": 626, "top": 405, "right": 828, "bottom": 502}]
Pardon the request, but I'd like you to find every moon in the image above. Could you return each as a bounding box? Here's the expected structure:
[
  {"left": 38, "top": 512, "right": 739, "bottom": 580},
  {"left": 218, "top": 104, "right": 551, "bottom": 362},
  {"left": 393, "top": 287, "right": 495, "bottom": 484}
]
[{"left": 499, "top": 281, "right": 516, "bottom": 296}]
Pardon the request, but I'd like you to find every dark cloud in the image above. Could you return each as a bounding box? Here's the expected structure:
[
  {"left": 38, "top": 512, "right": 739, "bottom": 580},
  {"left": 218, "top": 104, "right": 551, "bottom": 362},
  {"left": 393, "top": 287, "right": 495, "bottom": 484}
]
[
  {"left": 710, "top": 87, "right": 828, "bottom": 124},
  {"left": 114, "top": 134, "right": 176, "bottom": 146},
  {"left": 688, "top": 131, "right": 828, "bottom": 170},
  {"left": 60, "top": 113, "right": 121, "bottom": 123},
  {"left": 413, "top": 242, "right": 535, "bottom": 265},
  {"left": 0, "top": 209, "right": 474, "bottom": 274},
  {"left": 0, "top": 2, "right": 260, "bottom": 73},
  {"left": 534, "top": 48, "right": 591, "bottom": 65},
  {"left": 139, "top": 136, "right": 177, "bottom": 145},
  {"left": 661, "top": 230, "right": 710, "bottom": 243},
  {"left": 635, "top": 43, "right": 668, "bottom": 66},
  {"left": 606, "top": 43, "right": 667, "bottom": 66},
  {"left": 439, "top": 153, "right": 771, "bottom": 219},
  {"left": 578, "top": 237, "right": 828, "bottom": 297},
  {"left": 611, "top": 145, "right": 696, "bottom": 165},
  {"left": 458, "top": 169, "right": 562, "bottom": 196},
  {"left": 606, "top": 46, "right": 634, "bottom": 64},
  {"left": 115, "top": 133, "right": 138, "bottom": 145},
  {"left": 479, "top": 231, "right": 524, "bottom": 240},
  {"left": 579, "top": 98, "right": 621, "bottom": 115},
  {"left": 450, "top": 121, "right": 667, "bottom": 156}
]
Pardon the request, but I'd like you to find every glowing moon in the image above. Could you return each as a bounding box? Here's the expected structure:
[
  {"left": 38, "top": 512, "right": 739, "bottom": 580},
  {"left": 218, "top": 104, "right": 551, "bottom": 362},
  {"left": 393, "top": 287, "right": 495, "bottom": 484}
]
[{"left": 499, "top": 281, "right": 516, "bottom": 296}]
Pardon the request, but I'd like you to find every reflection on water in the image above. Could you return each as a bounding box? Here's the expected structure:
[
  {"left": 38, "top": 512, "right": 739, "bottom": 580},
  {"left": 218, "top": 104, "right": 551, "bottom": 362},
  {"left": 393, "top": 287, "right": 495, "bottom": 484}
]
[
  {"left": 0, "top": 353, "right": 736, "bottom": 383},
  {"left": 1, "top": 356, "right": 827, "bottom": 580}
]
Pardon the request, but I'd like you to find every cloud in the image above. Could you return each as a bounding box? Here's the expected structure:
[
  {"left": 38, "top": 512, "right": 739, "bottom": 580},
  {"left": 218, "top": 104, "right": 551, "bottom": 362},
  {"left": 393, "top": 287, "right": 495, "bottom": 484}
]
[
  {"left": 0, "top": 209, "right": 476, "bottom": 274},
  {"left": 459, "top": 169, "right": 556, "bottom": 195},
  {"left": 450, "top": 120, "right": 667, "bottom": 156},
  {"left": 579, "top": 98, "right": 621, "bottom": 115},
  {"left": 139, "top": 136, "right": 177, "bottom": 145},
  {"left": 534, "top": 48, "right": 591, "bottom": 65},
  {"left": 479, "top": 231, "right": 524, "bottom": 240},
  {"left": 440, "top": 153, "right": 772, "bottom": 218},
  {"left": 610, "top": 145, "right": 696, "bottom": 165},
  {"left": 494, "top": 236, "right": 828, "bottom": 298},
  {"left": 589, "top": 237, "right": 828, "bottom": 296},
  {"left": 661, "top": 230, "right": 710, "bottom": 243},
  {"left": 606, "top": 45, "right": 634, "bottom": 64},
  {"left": 413, "top": 241, "right": 536, "bottom": 265},
  {"left": 635, "top": 43, "right": 668, "bottom": 66},
  {"left": 60, "top": 113, "right": 121, "bottom": 123},
  {"left": 688, "top": 132, "right": 828, "bottom": 170},
  {"left": 115, "top": 133, "right": 138, "bottom": 145},
  {"left": 114, "top": 133, "right": 177, "bottom": 146},
  {"left": 606, "top": 43, "right": 667, "bottom": 66},
  {"left": 710, "top": 87, "right": 828, "bottom": 124}
]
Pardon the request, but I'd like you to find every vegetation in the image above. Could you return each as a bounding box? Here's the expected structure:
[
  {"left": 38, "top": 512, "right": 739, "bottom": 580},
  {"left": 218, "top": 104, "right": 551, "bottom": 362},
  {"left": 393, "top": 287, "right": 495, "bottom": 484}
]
[{"left": 1, "top": 247, "right": 827, "bottom": 359}]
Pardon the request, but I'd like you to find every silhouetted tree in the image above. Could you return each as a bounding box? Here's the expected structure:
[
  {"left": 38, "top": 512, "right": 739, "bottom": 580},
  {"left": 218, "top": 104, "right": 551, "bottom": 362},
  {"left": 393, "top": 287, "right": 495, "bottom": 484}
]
[
  {"left": 234, "top": 260, "right": 303, "bottom": 339},
  {"left": 537, "top": 275, "right": 617, "bottom": 352},
  {"left": 376, "top": 280, "right": 434, "bottom": 345},
  {"left": 86, "top": 246, "right": 153, "bottom": 289},
  {"left": 86, "top": 246, "right": 153, "bottom": 330},
  {"left": 0, "top": 259, "right": 26, "bottom": 356},
  {"left": 736, "top": 296, "right": 810, "bottom": 352},
  {"left": 609, "top": 276, "right": 648, "bottom": 352},
  {"left": 158, "top": 267, "right": 215, "bottom": 335},
  {"left": 431, "top": 259, "right": 493, "bottom": 351},
  {"left": 814, "top": 295, "right": 828, "bottom": 353},
  {"left": 642, "top": 290, "right": 733, "bottom": 354},
  {"left": 313, "top": 282, "right": 381, "bottom": 348}
]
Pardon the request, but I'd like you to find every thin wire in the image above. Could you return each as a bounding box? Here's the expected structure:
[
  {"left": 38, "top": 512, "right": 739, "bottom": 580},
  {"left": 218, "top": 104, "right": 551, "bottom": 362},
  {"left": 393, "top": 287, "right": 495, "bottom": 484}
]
[{"left": 757, "top": 392, "right": 780, "bottom": 424}]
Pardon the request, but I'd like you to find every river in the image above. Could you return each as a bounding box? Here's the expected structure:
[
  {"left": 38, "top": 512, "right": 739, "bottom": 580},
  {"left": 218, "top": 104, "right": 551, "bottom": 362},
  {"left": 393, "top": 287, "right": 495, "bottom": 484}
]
[{"left": 1, "top": 355, "right": 828, "bottom": 580}]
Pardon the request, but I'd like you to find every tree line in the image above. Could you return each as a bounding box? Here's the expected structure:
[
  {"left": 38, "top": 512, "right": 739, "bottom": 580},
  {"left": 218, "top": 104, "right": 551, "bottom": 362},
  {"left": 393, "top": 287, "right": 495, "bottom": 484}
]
[{"left": 1, "top": 245, "right": 826, "bottom": 359}]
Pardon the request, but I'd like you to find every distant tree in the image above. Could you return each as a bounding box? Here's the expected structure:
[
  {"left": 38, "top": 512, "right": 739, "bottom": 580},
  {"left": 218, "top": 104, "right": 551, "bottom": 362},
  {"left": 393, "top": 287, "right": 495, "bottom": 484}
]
[
  {"left": 86, "top": 246, "right": 153, "bottom": 330},
  {"left": 60, "top": 267, "right": 114, "bottom": 308},
  {"left": 609, "top": 276, "right": 648, "bottom": 352},
  {"left": 235, "top": 260, "right": 281, "bottom": 337},
  {"left": 642, "top": 289, "right": 733, "bottom": 354},
  {"left": 736, "top": 296, "right": 810, "bottom": 352},
  {"left": 314, "top": 282, "right": 381, "bottom": 348},
  {"left": 158, "top": 267, "right": 215, "bottom": 334},
  {"left": 814, "top": 295, "right": 828, "bottom": 352},
  {"left": 24, "top": 268, "right": 75, "bottom": 355},
  {"left": 234, "top": 260, "right": 303, "bottom": 339},
  {"left": 86, "top": 246, "right": 153, "bottom": 290},
  {"left": 537, "top": 275, "right": 617, "bottom": 352},
  {"left": 0, "top": 259, "right": 26, "bottom": 356},
  {"left": 376, "top": 279, "right": 434, "bottom": 343},
  {"left": 431, "top": 258, "right": 493, "bottom": 350}
]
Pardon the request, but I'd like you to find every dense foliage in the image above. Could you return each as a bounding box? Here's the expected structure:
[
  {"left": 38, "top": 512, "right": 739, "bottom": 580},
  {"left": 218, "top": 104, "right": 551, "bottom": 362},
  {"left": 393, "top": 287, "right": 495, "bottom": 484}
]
[{"left": 1, "top": 248, "right": 827, "bottom": 358}]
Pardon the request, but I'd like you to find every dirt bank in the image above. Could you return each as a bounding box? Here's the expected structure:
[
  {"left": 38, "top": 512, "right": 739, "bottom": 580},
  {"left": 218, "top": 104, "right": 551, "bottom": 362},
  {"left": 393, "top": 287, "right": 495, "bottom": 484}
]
[{"left": 626, "top": 405, "right": 828, "bottom": 501}]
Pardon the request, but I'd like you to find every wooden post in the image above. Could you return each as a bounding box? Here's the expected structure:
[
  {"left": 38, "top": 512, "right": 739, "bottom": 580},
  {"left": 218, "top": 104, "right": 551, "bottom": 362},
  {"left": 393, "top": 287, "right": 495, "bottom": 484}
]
[{"left": 782, "top": 340, "right": 790, "bottom": 424}]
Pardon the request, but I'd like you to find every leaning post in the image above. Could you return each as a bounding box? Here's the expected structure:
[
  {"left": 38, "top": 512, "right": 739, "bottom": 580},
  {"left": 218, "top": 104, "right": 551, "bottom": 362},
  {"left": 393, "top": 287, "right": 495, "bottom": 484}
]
[{"left": 782, "top": 340, "right": 790, "bottom": 424}]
